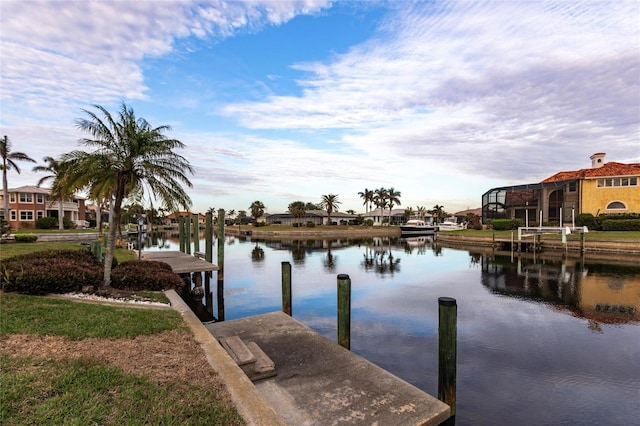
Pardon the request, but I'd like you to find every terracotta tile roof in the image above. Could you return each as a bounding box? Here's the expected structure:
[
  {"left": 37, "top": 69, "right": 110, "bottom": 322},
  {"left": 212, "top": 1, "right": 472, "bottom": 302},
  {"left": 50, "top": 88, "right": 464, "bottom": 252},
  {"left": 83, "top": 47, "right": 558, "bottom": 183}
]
[{"left": 542, "top": 162, "right": 640, "bottom": 183}]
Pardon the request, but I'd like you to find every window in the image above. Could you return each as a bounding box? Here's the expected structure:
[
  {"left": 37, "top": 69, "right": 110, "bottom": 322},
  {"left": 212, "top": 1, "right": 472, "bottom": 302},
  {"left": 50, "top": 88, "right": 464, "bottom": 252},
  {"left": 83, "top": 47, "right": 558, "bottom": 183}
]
[
  {"left": 606, "top": 201, "right": 626, "bottom": 210},
  {"left": 19, "top": 193, "right": 33, "bottom": 203},
  {"left": 37, "top": 211, "right": 45, "bottom": 219},
  {"left": 10, "top": 210, "right": 16, "bottom": 221},
  {"left": 9, "top": 193, "right": 16, "bottom": 203},
  {"left": 36, "top": 194, "right": 45, "bottom": 203},
  {"left": 568, "top": 181, "right": 577, "bottom": 192},
  {"left": 19, "top": 211, "right": 34, "bottom": 221},
  {"left": 597, "top": 177, "right": 639, "bottom": 188}
]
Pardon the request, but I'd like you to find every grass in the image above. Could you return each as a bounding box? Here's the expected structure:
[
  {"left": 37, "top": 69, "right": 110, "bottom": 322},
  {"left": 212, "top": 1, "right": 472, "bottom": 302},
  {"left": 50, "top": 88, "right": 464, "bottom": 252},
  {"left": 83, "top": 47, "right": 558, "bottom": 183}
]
[
  {"left": 0, "top": 293, "right": 181, "bottom": 339},
  {"left": 454, "top": 229, "right": 640, "bottom": 240},
  {"left": 0, "top": 241, "right": 137, "bottom": 263},
  {"left": 12, "top": 228, "right": 99, "bottom": 234},
  {"left": 0, "top": 293, "right": 245, "bottom": 425}
]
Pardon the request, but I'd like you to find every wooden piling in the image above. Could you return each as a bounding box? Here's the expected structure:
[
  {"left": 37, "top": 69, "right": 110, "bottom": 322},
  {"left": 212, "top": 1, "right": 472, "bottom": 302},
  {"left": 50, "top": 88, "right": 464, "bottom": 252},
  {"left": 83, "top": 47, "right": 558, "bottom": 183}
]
[
  {"left": 185, "top": 215, "right": 191, "bottom": 254},
  {"left": 282, "top": 261, "right": 292, "bottom": 316},
  {"left": 205, "top": 212, "right": 213, "bottom": 263},
  {"left": 438, "top": 296, "right": 457, "bottom": 421},
  {"left": 178, "top": 216, "right": 185, "bottom": 253},
  {"left": 193, "top": 213, "right": 200, "bottom": 253},
  {"left": 217, "top": 209, "right": 225, "bottom": 321},
  {"left": 337, "top": 274, "right": 351, "bottom": 350}
]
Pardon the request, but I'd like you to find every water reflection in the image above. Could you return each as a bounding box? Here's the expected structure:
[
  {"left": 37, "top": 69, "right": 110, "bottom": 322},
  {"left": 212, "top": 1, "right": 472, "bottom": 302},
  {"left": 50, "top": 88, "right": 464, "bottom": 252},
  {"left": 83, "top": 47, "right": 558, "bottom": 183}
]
[{"left": 481, "top": 253, "right": 639, "bottom": 326}]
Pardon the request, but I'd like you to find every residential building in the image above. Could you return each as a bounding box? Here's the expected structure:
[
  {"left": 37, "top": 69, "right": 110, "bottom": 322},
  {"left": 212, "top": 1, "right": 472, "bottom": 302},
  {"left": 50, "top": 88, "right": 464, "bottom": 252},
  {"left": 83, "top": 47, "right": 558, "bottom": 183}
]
[
  {"left": 482, "top": 153, "right": 640, "bottom": 225},
  {"left": 0, "top": 185, "right": 86, "bottom": 230},
  {"left": 265, "top": 210, "right": 356, "bottom": 226}
]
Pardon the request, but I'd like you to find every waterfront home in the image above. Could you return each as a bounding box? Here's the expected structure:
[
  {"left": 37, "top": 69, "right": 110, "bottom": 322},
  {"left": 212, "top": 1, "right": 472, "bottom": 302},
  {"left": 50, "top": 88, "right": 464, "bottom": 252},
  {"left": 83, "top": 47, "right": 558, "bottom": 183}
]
[
  {"left": 482, "top": 153, "right": 640, "bottom": 225},
  {"left": 0, "top": 185, "right": 86, "bottom": 230},
  {"left": 265, "top": 210, "right": 356, "bottom": 226}
]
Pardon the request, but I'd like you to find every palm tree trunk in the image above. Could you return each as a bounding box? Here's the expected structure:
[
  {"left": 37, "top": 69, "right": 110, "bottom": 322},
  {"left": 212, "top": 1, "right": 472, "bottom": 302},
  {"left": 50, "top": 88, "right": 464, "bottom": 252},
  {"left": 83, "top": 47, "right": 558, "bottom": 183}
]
[
  {"left": 103, "top": 198, "right": 116, "bottom": 286},
  {"left": 58, "top": 199, "right": 64, "bottom": 230},
  {"left": 3, "top": 170, "right": 9, "bottom": 224}
]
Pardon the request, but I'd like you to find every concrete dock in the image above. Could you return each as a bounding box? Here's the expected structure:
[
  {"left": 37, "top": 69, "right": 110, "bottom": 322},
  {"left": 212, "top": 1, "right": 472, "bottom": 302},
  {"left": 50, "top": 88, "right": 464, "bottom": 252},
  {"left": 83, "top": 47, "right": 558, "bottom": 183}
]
[{"left": 206, "top": 311, "right": 450, "bottom": 426}]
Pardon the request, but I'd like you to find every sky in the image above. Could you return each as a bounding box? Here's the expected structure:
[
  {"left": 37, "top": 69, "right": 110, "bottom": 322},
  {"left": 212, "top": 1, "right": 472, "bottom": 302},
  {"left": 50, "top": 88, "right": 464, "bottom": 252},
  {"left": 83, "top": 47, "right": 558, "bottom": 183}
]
[{"left": 1, "top": 0, "right": 639, "bottom": 216}]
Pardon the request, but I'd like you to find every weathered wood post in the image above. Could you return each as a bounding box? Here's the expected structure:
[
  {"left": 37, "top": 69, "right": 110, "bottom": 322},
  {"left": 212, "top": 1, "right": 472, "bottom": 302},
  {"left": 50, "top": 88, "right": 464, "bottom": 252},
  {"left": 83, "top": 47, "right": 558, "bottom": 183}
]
[
  {"left": 193, "top": 213, "right": 200, "bottom": 253},
  {"left": 438, "top": 296, "right": 457, "bottom": 422},
  {"left": 217, "top": 209, "right": 225, "bottom": 321},
  {"left": 337, "top": 274, "right": 351, "bottom": 350},
  {"left": 185, "top": 214, "right": 191, "bottom": 254},
  {"left": 580, "top": 231, "right": 585, "bottom": 255},
  {"left": 178, "top": 216, "right": 185, "bottom": 253},
  {"left": 282, "top": 261, "right": 292, "bottom": 316},
  {"left": 205, "top": 212, "right": 213, "bottom": 263}
]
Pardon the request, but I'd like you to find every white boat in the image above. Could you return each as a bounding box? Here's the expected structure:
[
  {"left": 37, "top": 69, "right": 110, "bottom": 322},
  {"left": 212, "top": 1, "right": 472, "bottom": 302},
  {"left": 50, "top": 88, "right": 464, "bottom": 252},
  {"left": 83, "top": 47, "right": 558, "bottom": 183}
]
[
  {"left": 400, "top": 219, "right": 436, "bottom": 235},
  {"left": 436, "top": 221, "right": 465, "bottom": 231}
]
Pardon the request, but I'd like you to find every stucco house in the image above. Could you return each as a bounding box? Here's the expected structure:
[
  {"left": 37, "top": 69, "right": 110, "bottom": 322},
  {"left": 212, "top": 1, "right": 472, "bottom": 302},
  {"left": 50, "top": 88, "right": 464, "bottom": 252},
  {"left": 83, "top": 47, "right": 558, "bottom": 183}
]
[
  {"left": 265, "top": 210, "right": 356, "bottom": 226},
  {"left": 482, "top": 153, "right": 640, "bottom": 225},
  {"left": 0, "top": 185, "right": 87, "bottom": 230}
]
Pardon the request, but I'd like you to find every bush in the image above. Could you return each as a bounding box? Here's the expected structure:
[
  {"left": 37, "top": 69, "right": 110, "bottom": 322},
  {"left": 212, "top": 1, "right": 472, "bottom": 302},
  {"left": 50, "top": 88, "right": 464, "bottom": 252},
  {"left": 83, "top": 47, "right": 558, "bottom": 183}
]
[
  {"left": 36, "top": 216, "right": 59, "bottom": 229},
  {"left": 576, "top": 213, "right": 597, "bottom": 229},
  {"left": 14, "top": 234, "right": 38, "bottom": 243},
  {"left": 292, "top": 222, "right": 299, "bottom": 227},
  {"left": 365, "top": 219, "right": 374, "bottom": 226},
  {"left": 306, "top": 221, "right": 316, "bottom": 227},
  {"left": 19, "top": 222, "right": 32, "bottom": 229},
  {"left": 601, "top": 219, "right": 640, "bottom": 231},
  {"left": 63, "top": 217, "right": 76, "bottom": 229},
  {"left": 111, "top": 260, "right": 186, "bottom": 294},
  {"left": 1, "top": 249, "right": 103, "bottom": 295},
  {"left": 490, "top": 218, "right": 523, "bottom": 230}
]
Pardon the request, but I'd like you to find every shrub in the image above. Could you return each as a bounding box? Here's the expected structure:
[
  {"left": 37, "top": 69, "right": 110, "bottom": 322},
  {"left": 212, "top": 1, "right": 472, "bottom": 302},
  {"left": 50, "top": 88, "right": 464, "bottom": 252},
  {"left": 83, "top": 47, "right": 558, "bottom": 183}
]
[
  {"left": 1, "top": 249, "right": 103, "bottom": 295},
  {"left": 36, "top": 216, "right": 59, "bottom": 229},
  {"left": 63, "top": 217, "right": 76, "bottom": 229},
  {"left": 306, "top": 221, "right": 316, "bottom": 227},
  {"left": 14, "top": 234, "right": 38, "bottom": 243},
  {"left": 490, "top": 219, "right": 523, "bottom": 230},
  {"left": 601, "top": 219, "right": 640, "bottom": 231},
  {"left": 292, "top": 222, "right": 300, "bottom": 227},
  {"left": 111, "top": 260, "right": 185, "bottom": 294},
  {"left": 365, "top": 219, "right": 374, "bottom": 226},
  {"left": 19, "top": 222, "right": 32, "bottom": 229},
  {"left": 576, "top": 213, "right": 597, "bottom": 229}
]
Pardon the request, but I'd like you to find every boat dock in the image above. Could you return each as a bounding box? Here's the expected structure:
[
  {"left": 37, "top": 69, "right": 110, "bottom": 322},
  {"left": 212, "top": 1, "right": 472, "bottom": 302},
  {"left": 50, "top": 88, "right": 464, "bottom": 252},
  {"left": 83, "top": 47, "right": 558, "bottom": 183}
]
[
  {"left": 141, "top": 250, "right": 218, "bottom": 274},
  {"left": 205, "top": 311, "right": 450, "bottom": 425}
]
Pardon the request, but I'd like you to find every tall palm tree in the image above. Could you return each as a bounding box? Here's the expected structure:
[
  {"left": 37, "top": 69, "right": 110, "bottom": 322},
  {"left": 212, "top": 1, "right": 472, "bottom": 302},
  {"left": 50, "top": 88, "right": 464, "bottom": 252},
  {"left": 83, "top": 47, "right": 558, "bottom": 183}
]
[
  {"left": 1, "top": 135, "right": 36, "bottom": 223},
  {"left": 430, "top": 204, "right": 446, "bottom": 224},
  {"left": 60, "top": 102, "right": 193, "bottom": 286},
  {"left": 249, "top": 200, "right": 265, "bottom": 223},
  {"left": 319, "top": 193, "right": 341, "bottom": 225},
  {"left": 404, "top": 207, "right": 414, "bottom": 221},
  {"left": 358, "top": 188, "right": 374, "bottom": 214},
  {"left": 288, "top": 201, "right": 306, "bottom": 225},
  {"left": 33, "top": 156, "right": 69, "bottom": 230},
  {"left": 374, "top": 187, "right": 388, "bottom": 223},
  {"left": 387, "top": 187, "right": 401, "bottom": 224},
  {"left": 416, "top": 205, "right": 427, "bottom": 220}
]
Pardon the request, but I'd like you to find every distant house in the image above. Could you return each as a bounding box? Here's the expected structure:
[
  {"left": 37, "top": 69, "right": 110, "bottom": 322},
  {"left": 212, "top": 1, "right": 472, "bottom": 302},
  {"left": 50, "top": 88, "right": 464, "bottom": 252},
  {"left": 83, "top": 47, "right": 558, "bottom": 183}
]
[
  {"left": 0, "top": 185, "right": 86, "bottom": 230},
  {"left": 361, "top": 208, "right": 415, "bottom": 226},
  {"left": 164, "top": 212, "right": 207, "bottom": 226},
  {"left": 265, "top": 210, "right": 356, "bottom": 226},
  {"left": 482, "top": 153, "right": 640, "bottom": 225},
  {"left": 453, "top": 208, "right": 482, "bottom": 223}
]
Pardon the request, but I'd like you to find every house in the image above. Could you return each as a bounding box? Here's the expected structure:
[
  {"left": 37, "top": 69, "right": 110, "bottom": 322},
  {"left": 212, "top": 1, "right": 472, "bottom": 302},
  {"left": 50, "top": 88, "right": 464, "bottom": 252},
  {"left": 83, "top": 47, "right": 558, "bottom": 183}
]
[
  {"left": 0, "top": 185, "right": 86, "bottom": 230},
  {"left": 164, "top": 212, "right": 207, "bottom": 227},
  {"left": 482, "top": 153, "right": 640, "bottom": 225},
  {"left": 265, "top": 210, "right": 356, "bottom": 226},
  {"left": 361, "top": 208, "right": 415, "bottom": 226}
]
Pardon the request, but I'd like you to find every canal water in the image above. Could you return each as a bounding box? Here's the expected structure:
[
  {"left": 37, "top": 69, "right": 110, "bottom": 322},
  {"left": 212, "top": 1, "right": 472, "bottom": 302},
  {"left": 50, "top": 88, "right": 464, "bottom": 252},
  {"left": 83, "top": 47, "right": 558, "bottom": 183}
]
[{"left": 146, "top": 233, "right": 640, "bottom": 426}]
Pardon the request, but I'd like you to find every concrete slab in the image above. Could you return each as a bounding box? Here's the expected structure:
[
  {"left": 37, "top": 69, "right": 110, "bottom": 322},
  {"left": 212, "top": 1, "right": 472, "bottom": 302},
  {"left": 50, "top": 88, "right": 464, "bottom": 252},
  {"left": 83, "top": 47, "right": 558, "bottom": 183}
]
[
  {"left": 207, "top": 312, "right": 450, "bottom": 426},
  {"left": 142, "top": 251, "right": 218, "bottom": 274}
]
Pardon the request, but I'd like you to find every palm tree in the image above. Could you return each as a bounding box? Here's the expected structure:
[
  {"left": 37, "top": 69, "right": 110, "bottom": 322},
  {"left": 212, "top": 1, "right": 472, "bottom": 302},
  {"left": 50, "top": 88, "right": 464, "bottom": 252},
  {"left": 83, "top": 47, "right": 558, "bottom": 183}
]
[
  {"left": 430, "top": 205, "right": 446, "bottom": 224},
  {"left": 249, "top": 200, "right": 265, "bottom": 224},
  {"left": 416, "top": 205, "right": 427, "bottom": 221},
  {"left": 387, "top": 187, "right": 401, "bottom": 224},
  {"left": 60, "top": 102, "right": 193, "bottom": 286},
  {"left": 1, "top": 135, "right": 36, "bottom": 224},
  {"left": 358, "top": 188, "right": 374, "bottom": 214},
  {"left": 288, "top": 201, "right": 306, "bottom": 225},
  {"left": 374, "top": 187, "right": 388, "bottom": 223},
  {"left": 319, "top": 193, "right": 341, "bottom": 225},
  {"left": 33, "top": 156, "right": 69, "bottom": 230},
  {"left": 404, "top": 207, "right": 414, "bottom": 221}
]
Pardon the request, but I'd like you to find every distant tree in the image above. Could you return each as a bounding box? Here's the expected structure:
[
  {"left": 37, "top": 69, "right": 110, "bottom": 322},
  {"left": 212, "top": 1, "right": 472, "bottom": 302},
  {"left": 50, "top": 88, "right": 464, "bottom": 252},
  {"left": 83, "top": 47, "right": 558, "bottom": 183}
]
[
  {"left": 237, "top": 210, "right": 247, "bottom": 223},
  {"left": 358, "top": 188, "right": 374, "bottom": 214},
  {"left": 374, "top": 187, "right": 389, "bottom": 218},
  {"left": 387, "top": 187, "right": 401, "bottom": 224},
  {"left": 346, "top": 209, "right": 356, "bottom": 215},
  {"left": 430, "top": 205, "right": 447, "bottom": 224},
  {"left": 416, "top": 205, "right": 427, "bottom": 220},
  {"left": 305, "top": 202, "right": 321, "bottom": 210},
  {"left": 249, "top": 200, "right": 265, "bottom": 223},
  {"left": 319, "top": 194, "right": 341, "bottom": 225},
  {"left": 288, "top": 201, "right": 306, "bottom": 225},
  {"left": 404, "top": 207, "right": 414, "bottom": 220},
  {"left": 33, "top": 156, "right": 70, "bottom": 230},
  {"left": 1, "top": 135, "right": 36, "bottom": 223}
]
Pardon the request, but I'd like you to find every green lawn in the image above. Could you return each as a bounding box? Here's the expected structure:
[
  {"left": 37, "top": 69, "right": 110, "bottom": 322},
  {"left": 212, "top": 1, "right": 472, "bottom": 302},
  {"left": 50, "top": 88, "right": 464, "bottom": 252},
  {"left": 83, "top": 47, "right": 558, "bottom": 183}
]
[{"left": 0, "top": 241, "right": 137, "bottom": 263}]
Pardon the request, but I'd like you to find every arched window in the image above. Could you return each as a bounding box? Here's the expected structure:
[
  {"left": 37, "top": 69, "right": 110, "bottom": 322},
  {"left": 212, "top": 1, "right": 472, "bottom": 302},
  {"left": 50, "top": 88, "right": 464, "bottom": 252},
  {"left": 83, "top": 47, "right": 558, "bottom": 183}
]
[{"left": 606, "top": 201, "right": 626, "bottom": 210}]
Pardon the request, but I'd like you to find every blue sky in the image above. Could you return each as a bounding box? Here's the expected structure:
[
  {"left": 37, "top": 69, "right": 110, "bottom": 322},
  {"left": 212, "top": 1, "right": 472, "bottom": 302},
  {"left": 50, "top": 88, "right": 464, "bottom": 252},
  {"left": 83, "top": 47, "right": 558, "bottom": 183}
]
[{"left": 1, "top": 0, "right": 638, "bottom": 215}]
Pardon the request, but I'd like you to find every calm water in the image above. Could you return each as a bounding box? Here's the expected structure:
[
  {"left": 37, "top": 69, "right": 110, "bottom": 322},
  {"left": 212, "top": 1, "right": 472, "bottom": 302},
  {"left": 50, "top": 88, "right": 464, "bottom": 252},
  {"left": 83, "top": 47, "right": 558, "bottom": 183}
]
[{"left": 146, "top": 233, "right": 640, "bottom": 425}]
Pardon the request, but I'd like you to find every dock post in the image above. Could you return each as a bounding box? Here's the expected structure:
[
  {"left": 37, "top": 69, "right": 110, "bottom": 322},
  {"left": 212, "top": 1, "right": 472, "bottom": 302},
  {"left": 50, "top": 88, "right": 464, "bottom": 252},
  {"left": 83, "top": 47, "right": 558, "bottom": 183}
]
[
  {"left": 438, "top": 297, "right": 457, "bottom": 422},
  {"left": 185, "top": 215, "right": 191, "bottom": 254},
  {"left": 205, "top": 212, "right": 213, "bottom": 263},
  {"left": 193, "top": 213, "right": 200, "bottom": 253},
  {"left": 217, "top": 209, "right": 225, "bottom": 321},
  {"left": 337, "top": 274, "right": 351, "bottom": 350},
  {"left": 282, "top": 261, "right": 292, "bottom": 316},
  {"left": 580, "top": 231, "right": 585, "bottom": 255},
  {"left": 178, "top": 216, "right": 185, "bottom": 253}
]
